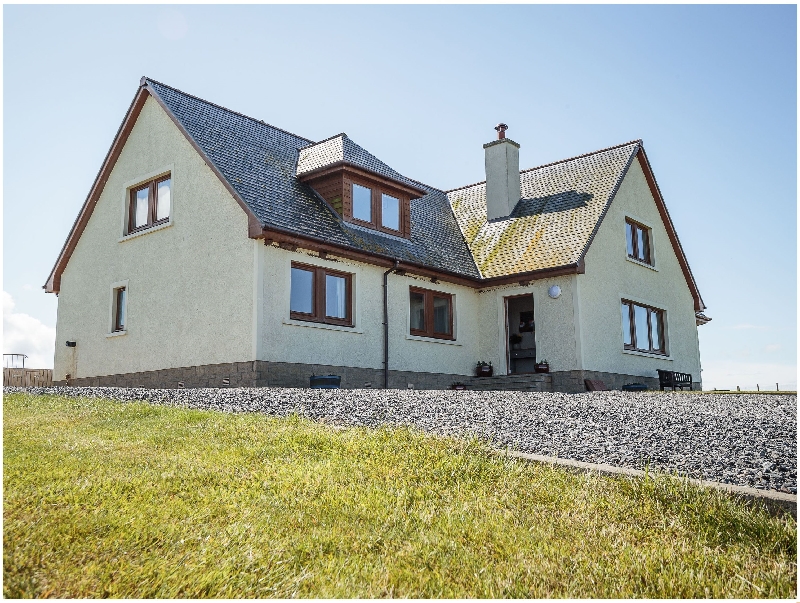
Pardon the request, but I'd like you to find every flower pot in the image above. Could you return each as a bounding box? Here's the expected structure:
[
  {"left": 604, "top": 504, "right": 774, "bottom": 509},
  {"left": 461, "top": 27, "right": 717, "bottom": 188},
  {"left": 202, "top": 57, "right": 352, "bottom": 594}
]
[
  {"left": 476, "top": 365, "right": 494, "bottom": 377},
  {"left": 534, "top": 363, "right": 549, "bottom": 374}
]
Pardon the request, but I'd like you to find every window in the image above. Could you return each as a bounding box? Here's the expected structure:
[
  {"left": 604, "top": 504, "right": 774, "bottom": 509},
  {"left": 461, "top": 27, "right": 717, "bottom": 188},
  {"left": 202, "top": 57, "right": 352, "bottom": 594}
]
[
  {"left": 290, "top": 262, "right": 353, "bottom": 326},
  {"left": 409, "top": 287, "right": 453, "bottom": 340},
  {"left": 625, "top": 219, "right": 651, "bottom": 265},
  {"left": 129, "top": 175, "right": 171, "bottom": 233},
  {"left": 113, "top": 286, "right": 127, "bottom": 332},
  {"left": 350, "top": 182, "right": 405, "bottom": 235},
  {"left": 621, "top": 300, "right": 665, "bottom": 354}
]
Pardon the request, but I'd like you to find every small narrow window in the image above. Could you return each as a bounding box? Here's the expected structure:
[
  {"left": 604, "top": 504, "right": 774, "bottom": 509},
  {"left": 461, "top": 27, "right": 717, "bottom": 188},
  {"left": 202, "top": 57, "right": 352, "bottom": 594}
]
[
  {"left": 128, "top": 174, "right": 171, "bottom": 234},
  {"left": 621, "top": 300, "right": 665, "bottom": 354},
  {"left": 381, "top": 193, "right": 400, "bottom": 231},
  {"left": 290, "top": 262, "right": 353, "bottom": 326},
  {"left": 113, "top": 287, "right": 127, "bottom": 332},
  {"left": 352, "top": 184, "right": 372, "bottom": 223},
  {"left": 625, "top": 218, "right": 652, "bottom": 265},
  {"left": 410, "top": 287, "right": 453, "bottom": 340}
]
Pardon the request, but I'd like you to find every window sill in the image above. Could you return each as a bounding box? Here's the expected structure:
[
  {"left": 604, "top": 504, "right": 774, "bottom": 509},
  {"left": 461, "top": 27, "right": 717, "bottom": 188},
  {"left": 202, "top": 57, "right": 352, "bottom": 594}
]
[
  {"left": 622, "top": 348, "right": 671, "bottom": 360},
  {"left": 283, "top": 319, "right": 362, "bottom": 334},
  {"left": 406, "top": 334, "right": 460, "bottom": 346},
  {"left": 119, "top": 219, "right": 173, "bottom": 242},
  {"left": 106, "top": 330, "right": 128, "bottom": 338},
  {"left": 626, "top": 256, "right": 657, "bottom": 271}
]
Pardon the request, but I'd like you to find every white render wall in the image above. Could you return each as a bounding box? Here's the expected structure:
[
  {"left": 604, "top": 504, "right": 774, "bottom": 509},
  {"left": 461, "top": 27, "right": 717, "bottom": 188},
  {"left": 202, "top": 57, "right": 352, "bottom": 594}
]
[
  {"left": 53, "top": 96, "right": 255, "bottom": 380},
  {"left": 257, "top": 243, "right": 582, "bottom": 377},
  {"left": 576, "top": 156, "right": 702, "bottom": 382}
]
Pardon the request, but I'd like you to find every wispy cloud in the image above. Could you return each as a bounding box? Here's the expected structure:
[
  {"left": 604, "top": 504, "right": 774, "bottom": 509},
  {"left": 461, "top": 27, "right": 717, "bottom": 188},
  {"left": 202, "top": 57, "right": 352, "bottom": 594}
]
[
  {"left": 764, "top": 344, "right": 781, "bottom": 353},
  {"left": 3, "top": 291, "right": 55, "bottom": 369}
]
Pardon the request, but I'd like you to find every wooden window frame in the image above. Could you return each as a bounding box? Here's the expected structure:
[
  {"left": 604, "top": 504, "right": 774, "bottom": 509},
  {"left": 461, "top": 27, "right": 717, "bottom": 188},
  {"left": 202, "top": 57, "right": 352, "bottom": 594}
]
[
  {"left": 290, "top": 262, "right": 353, "bottom": 327},
  {"left": 409, "top": 286, "right": 454, "bottom": 340},
  {"left": 625, "top": 218, "right": 652, "bottom": 265},
  {"left": 348, "top": 178, "right": 408, "bottom": 237},
  {"left": 128, "top": 174, "right": 171, "bottom": 234},
  {"left": 113, "top": 286, "right": 126, "bottom": 333},
  {"left": 621, "top": 299, "right": 666, "bottom": 355}
]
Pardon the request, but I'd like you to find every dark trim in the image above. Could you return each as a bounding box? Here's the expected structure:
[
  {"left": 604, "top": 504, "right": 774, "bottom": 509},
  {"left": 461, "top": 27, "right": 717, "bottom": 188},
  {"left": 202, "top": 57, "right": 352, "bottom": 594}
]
[{"left": 298, "top": 160, "right": 426, "bottom": 197}]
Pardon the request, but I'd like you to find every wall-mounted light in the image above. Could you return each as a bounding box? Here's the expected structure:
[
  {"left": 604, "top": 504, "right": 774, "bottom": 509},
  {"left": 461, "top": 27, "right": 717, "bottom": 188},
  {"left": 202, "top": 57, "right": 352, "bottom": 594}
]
[
  {"left": 65, "top": 341, "right": 77, "bottom": 347},
  {"left": 548, "top": 285, "right": 561, "bottom": 299}
]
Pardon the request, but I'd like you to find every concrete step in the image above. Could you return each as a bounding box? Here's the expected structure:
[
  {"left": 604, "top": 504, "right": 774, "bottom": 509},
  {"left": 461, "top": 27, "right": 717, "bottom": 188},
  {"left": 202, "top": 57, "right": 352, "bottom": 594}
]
[{"left": 465, "top": 373, "right": 552, "bottom": 392}]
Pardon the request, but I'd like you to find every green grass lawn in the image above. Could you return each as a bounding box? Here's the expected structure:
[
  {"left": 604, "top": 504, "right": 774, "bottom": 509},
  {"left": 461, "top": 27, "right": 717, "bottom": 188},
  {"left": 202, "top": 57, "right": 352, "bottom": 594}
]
[{"left": 3, "top": 392, "right": 796, "bottom": 598}]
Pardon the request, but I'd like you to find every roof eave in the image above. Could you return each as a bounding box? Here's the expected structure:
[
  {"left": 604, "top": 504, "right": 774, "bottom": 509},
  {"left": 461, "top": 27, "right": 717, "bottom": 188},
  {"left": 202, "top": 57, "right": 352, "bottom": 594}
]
[{"left": 297, "top": 160, "right": 427, "bottom": 198}]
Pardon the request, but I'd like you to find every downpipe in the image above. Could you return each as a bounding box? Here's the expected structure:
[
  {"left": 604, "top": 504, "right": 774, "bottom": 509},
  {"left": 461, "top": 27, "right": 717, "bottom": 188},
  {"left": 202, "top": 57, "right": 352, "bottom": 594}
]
[{"left": 383, "top": 260, "right": 400, "bottom": 389}]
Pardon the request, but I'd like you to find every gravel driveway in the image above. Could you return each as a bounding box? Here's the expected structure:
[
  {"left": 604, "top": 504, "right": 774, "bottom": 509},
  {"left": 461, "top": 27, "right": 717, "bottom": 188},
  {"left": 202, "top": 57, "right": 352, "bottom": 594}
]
[{"left": 7, "top": 386, "right": 797, "bottom": 493}]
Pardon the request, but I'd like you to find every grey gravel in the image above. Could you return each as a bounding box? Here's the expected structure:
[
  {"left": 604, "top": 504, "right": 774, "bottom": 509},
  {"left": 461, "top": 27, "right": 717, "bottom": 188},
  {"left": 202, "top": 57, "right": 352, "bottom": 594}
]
[{"left": 6, "top": 386, "right": 797, "bottom": 493}]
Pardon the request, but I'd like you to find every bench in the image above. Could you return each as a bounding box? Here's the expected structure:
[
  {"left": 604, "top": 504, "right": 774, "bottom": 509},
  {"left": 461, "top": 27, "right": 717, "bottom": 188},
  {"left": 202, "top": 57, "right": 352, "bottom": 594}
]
[{"left": 657, "top": 369, "right": 692, "bottom": 391}]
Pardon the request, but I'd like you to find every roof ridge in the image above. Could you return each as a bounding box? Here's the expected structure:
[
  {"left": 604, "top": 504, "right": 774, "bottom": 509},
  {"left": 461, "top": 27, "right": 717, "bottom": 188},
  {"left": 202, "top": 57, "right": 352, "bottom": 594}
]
[
  {"left": 298, "top": 132, "right": 347, "bottom": 150},
  {"left": 143, "top": 76, "right": 315, "bottom": 145},
  {"left": 444, "top": 139, "right": 643, "bottom": 194}
]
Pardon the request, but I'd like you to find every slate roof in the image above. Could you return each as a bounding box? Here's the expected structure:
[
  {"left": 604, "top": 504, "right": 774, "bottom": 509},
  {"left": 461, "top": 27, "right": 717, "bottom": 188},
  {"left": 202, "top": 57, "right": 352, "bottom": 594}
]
[
  {"left": 297, "top": 134, "right": 424, "bottom": 192},
  {"left": 447, "top": 142, "right": 640, "bottom": 278},
  {"left": 147, "top": 79, "right": 480, "bottom": 278}
]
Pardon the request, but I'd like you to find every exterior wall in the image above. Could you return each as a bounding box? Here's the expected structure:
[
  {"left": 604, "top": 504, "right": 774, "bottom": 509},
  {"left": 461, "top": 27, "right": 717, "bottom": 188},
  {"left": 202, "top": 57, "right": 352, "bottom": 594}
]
[
  {"left": 475, "top": 275, "right": 580, "bottom": 375},
  {"left": 576, "top": 157, "right": 702, "bottom": 386},
  {"left": 257, "top": 244, "right": 482, "bottom": 378},
  {"left": 53, "top": 96, "right": 255, "bottom": 381}
]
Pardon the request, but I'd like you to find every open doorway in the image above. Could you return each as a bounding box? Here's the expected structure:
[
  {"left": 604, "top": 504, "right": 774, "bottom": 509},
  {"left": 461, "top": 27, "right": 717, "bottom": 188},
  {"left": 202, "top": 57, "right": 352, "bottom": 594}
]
[{"left": 505, "top": 295, "right": 536, "bottom": 374}]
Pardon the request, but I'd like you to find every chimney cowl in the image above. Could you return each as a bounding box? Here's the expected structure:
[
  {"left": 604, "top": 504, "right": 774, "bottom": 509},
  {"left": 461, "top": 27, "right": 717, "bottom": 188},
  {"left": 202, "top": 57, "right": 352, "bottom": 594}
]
[{"left": 495, "top": 123, "right": 509, "bottom": 139}]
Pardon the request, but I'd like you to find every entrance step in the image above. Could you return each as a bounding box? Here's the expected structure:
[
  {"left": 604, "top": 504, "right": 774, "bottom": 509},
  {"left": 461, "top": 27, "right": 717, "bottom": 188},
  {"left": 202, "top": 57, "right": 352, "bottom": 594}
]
[{"left": 466, "top": 373, "right": 552, "bottom": 392}]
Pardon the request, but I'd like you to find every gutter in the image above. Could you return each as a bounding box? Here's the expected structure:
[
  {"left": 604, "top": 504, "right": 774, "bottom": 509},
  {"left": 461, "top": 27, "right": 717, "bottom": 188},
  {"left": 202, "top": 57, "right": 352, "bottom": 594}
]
[{"left": 383, "top": 260, "right": 400, "bottom": 389}]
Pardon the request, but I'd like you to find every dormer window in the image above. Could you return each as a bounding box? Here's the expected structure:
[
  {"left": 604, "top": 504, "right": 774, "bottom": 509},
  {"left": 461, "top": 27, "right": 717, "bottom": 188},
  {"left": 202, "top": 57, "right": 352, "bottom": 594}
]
[{"left": 297, "top": 163, "right": 423, "bottom": 239}]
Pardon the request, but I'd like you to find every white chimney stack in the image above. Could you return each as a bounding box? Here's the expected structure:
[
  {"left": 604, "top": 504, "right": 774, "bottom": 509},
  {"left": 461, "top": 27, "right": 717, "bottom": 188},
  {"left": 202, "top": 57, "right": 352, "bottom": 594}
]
[{"left": 483, "top": 123, "right": 521, "bottom": 221}]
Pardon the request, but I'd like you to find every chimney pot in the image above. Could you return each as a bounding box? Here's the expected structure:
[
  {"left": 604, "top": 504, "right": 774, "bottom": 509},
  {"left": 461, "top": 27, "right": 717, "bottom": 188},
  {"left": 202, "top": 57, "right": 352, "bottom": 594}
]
[{"left": 495, "top": 123, "right": 508, "bottom": 139}]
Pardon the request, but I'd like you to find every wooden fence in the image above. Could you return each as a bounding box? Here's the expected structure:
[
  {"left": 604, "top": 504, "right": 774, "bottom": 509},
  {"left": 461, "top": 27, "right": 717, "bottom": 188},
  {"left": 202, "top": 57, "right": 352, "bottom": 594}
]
[{"left": 3, "top": 368, "right": 53, "bottom": 387}]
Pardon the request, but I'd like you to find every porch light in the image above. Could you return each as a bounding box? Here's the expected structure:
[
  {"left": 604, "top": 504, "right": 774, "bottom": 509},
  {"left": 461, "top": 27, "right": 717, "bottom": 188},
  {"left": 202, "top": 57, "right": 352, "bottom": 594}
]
[{"left": 548, "top": 285, "right": 561, "bottom": 299}]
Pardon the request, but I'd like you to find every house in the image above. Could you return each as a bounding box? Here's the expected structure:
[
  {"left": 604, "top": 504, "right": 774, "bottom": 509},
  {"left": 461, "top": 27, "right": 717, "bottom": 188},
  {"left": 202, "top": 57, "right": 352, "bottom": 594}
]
[{"left": 45, "top": 77, "right": 710, "bottom": 392}]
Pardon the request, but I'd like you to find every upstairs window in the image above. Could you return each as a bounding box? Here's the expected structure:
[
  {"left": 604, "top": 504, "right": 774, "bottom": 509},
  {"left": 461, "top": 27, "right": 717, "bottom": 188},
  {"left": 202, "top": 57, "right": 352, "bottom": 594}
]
[
  {"left": 625, "top": 218, "right": 651, "bottom": 265},
  {"left": 621, "top": 300, "right": 665, "bottom": 354},
  {"left": 290, "top": 262, "right": 353, "bottom": 327},
  {"left": 352, "top": 183, "right": 372, "bottom": 223},
  {"left": 409, "top": 287, "right": 453, "bottom": 340},
  {"left": 129, "top": 175, "right": 171, "bottom": 234}
]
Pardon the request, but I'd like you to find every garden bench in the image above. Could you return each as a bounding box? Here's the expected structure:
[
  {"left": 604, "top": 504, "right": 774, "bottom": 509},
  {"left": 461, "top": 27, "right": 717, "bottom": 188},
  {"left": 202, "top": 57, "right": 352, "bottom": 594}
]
[{"left": 657, "top": 369, "right": 692, "bottom": 391}]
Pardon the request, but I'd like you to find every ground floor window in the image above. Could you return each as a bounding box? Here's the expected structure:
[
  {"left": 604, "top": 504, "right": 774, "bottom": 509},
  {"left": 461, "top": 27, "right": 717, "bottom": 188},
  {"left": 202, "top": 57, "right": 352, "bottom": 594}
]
[
  {"left": 290, "top": 262, "right": 353, "bottom": 326},
  {"left": 112, "top": 286, "right": 127, "bottom": 332},
  {"left": 621, "top": 300, "right": 665, "bottom": 354},
  {"left": 410, "top": 286, "right": 453, "bottom": 339}
]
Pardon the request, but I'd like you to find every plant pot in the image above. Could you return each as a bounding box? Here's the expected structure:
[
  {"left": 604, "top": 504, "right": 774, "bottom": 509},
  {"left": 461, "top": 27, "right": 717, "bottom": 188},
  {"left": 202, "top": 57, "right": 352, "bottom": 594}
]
[
  {"left": 534, "top": 364, "right": 549, "bottom": 374},
  {"left": 476, "top": 365, "right": 494, "bottom": 377}
]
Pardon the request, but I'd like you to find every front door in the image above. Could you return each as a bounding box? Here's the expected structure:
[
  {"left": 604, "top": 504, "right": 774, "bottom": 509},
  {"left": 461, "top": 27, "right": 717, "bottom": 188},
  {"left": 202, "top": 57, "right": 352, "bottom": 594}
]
[{"left": 505, "top": 295, "right": 536, "bottom": 374}]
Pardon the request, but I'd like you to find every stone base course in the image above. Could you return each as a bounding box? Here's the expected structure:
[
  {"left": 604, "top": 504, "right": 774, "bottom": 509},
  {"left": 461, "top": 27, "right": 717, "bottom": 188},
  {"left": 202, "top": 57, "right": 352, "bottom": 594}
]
[{"left": 57, "top": 361, "right": 693, "bottom": 393}]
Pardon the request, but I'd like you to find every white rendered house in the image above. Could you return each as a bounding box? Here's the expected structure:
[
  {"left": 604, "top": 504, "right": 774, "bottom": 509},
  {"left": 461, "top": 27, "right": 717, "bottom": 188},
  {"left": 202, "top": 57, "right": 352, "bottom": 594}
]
[{"left": 46, "top": 78, "right": 709, "bottom": 392}]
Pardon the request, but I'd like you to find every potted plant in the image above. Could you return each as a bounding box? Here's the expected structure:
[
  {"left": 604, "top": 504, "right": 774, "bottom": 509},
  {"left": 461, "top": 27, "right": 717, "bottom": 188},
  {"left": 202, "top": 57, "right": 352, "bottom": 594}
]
[
  {"left": 475, "top": 361, "right": 493, "bottom": 377},
  {"left": 534, "top": 359, "right": 550, "bottom": 373},
  {"left": 509, "top": 333, "right": 523, "bottom": 350},
  {"left": 450, "top": 381, "right": 467, "bottom": 390}
]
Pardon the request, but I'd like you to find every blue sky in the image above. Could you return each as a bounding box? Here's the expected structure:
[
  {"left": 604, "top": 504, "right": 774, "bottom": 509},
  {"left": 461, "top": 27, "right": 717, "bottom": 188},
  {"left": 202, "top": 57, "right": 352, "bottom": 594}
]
[{"left": 3, "top": 5, "right": 797, "bottom": 390}]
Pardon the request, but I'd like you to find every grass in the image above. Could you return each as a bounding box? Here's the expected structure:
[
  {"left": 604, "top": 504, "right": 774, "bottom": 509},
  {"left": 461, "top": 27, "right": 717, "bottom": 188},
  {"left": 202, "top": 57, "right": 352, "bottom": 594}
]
[{"left": 3, "top": 392, "right": 797, "bottom": 598}]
